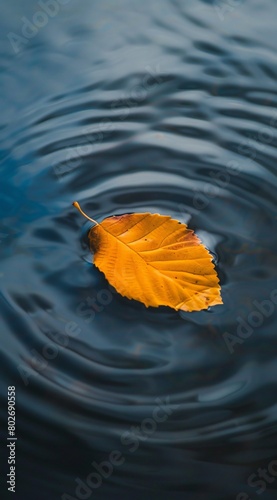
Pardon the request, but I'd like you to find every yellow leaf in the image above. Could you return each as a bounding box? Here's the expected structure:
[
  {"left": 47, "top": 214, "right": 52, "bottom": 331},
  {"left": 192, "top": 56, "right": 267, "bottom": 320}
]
[{"left": 73, "top": 202, "right": 223, "bottom": 312}]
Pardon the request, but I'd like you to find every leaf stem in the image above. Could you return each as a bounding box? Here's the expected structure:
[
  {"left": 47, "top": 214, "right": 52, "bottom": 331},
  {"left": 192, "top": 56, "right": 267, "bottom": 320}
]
[{"left": 72, "top": 201, "right": 99, "bottom": 226}]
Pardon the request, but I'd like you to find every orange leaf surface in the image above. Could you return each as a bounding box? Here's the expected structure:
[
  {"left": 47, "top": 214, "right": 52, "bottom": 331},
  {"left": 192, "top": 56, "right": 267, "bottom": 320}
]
[{"left": 73, "top": 202, "right": 223, "bottom": 312}]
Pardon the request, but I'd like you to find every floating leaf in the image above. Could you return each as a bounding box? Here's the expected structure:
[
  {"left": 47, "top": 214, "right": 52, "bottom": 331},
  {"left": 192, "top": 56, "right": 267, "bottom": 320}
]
[{"left": 73, "top": 202, "right": 222, "bottom": 312}]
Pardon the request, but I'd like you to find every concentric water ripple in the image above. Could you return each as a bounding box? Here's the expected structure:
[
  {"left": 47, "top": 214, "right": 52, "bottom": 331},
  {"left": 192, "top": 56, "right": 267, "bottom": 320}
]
[{"left": 1, "top": 1, "right": 277, "bottom": 499}]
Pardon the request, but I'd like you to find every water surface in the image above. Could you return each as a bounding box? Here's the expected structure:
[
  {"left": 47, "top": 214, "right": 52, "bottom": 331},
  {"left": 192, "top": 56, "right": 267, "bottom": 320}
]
[{"left": 1, "top": 1, "right": 277, "bottom": 499}]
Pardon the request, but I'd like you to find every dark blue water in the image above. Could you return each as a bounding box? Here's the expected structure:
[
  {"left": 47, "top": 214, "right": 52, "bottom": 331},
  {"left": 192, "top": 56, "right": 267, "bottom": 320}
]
[{"left": 1, "top": 1, "right": 277, "bottom": 499}]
